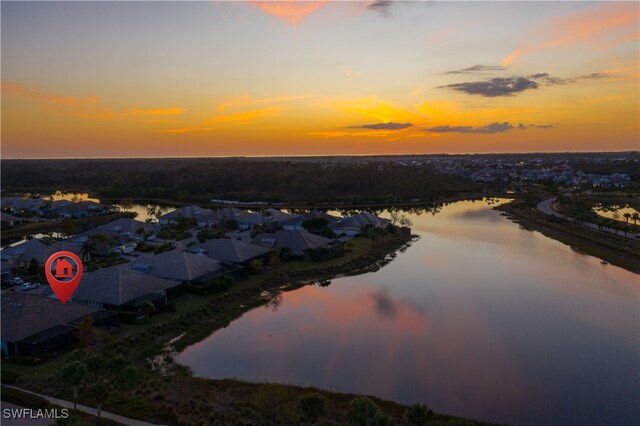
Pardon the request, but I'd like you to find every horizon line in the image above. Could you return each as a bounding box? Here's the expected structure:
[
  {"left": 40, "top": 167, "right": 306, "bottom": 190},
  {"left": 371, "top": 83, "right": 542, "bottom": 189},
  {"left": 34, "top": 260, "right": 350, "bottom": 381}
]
[{"left": 2, "top": 150, "right": 639, "bottom": 161}]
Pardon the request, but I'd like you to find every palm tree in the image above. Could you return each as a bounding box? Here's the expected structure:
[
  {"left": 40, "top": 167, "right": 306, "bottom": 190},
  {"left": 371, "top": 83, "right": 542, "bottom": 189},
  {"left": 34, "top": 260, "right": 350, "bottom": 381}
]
[
  {"left": 61, "top": 360, "right": 88, "bottom": 411},
  {"left": 81, "top": 240, "right": 95, "bottom": 262},
  {"left": 632, "top": 212, "right": 639, "bottom": 226},
  {"left": 623, "top": 212, "right": 631, "bottom": 224},
  {"left": 88, "top": 379, "right": 110, "bottom": 419},
  {"left": 120, "top": 364, "right": 143, "bottom": 408}
]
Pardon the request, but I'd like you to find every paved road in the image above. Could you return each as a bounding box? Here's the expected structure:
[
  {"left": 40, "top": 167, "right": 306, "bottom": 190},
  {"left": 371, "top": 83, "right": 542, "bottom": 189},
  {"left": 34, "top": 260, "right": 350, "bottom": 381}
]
[
  {"left": 3, "top": 386, "right": 167, "bottom": 426},
  {"left": 536, "top": 196, "right": 639, "bottom": 240}
]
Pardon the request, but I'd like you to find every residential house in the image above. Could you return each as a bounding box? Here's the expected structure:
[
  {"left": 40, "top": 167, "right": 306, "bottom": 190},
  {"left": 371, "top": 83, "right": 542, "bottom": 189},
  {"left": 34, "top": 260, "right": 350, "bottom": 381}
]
[
  {"left": 158, "top": 206, "right": 213, "bottom": 225},
  {"left": 237, "top": 209, "right": 298, "bottom": 230},
  {"left": 189, "top": 238, "right": 270, "bottom": 265},
  {"left": 0, "top": 213, "right": 24, "bottom": 227},
  {"left": 69, "top": 218, "right": 157, "bottom": 254},
  {"left": 1, "top": 239, "right": 82, "bottom": 268},
  {"left": 71, "top": 266, "right": 180, "bottom": 310},
  {"left": 196, "top": 207, "right": 245, "bottom": 228},
  {"left": 1, "top": 292, "right": 116, "bottom": 357},
  {"left": 281, "top": 210, "right": 341, "bottom": 231},
  {"left": 330, "top": 213, "right": 390, "bottom": 236},
  {"left": 254, "top": 230, "right": 344, "bottom": 260},
  {"left": 132, "top": 251, "right": 226, "bottom": 284}
]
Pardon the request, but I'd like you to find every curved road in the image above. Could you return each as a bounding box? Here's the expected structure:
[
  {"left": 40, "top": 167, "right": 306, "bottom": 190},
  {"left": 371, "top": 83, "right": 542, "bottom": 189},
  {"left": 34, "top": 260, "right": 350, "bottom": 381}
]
[{"left": 536, "top": 196, "right": 639, "bottom": 240}]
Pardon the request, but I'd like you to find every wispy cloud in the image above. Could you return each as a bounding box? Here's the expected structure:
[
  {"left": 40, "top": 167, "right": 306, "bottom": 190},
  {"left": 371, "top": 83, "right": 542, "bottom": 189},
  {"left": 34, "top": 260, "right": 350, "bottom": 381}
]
[
  {"left": 441, "top": 77, "right": 539, "bottom": 97},
  {"left": 127, "top": 107, "right": 185, "bottom": 116},
  {"left": 367, "top": 0, "right": 393, "bottom": 17},
  {"left": 204, "top": 106, "right": 284, "bottom": 125},
  {"left": 446, "top": 65, "right": 506, "bottom": 74},
  {"left": 2, "top": 81, "right": 100, "bottom": 108},
  {"left": 217, "top": 95, "right": 309, "bottom": 113},
  {"left": 350, "top": 122, "right": 413, "bottom": 130},
  {"left": 426, "top": 122, "right": 513, "bottom": 134},
  {"left": 160, "top": 127, "right": 216, "bottom": 134},
  {"left": 426, "top": 121, "right": 558, "bottom": 134},
  {"left": 502, "top": 2, "right": 639, "bottom": 66},
  {"left": 249, "top": 1, "right": 327, "bottom": 25}
]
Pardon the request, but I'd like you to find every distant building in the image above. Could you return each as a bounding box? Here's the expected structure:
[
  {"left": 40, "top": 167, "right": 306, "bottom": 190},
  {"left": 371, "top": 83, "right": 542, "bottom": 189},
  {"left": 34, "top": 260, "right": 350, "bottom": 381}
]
[
  {"left": 189, "top": 238, "right": 270, "bottom": 265},
  {"left": 196, "top": 207, "right": 245, "bottom": 228}
]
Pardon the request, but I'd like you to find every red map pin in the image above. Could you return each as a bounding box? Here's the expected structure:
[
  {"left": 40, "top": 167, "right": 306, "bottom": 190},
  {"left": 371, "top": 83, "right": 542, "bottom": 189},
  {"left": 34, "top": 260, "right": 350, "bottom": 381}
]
[{"left": 45, "top": 251, "right": 83, "bottom": 304}]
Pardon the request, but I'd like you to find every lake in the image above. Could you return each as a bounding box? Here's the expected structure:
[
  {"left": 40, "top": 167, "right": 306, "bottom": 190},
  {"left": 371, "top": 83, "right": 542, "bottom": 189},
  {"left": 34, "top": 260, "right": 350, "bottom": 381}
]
[{"left": 176, "top": 199, "right": 639, "bottom": 426}]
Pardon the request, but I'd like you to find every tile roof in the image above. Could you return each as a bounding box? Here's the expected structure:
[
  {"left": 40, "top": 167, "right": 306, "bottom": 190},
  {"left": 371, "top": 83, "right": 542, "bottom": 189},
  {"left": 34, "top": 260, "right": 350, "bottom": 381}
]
[
  {"left": 190, "top": 238, "right": 269, "bottom": 263},
  {"left": 73, "top": 265, "right": 178, "bottom": 306},
  {"left": 1, "top": 292, "right": 101, "bottom": 342}
]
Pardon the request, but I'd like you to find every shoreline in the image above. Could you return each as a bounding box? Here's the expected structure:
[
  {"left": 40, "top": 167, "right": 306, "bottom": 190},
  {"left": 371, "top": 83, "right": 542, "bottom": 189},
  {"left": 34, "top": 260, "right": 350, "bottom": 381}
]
[{"left": 496, "top": 201, "right": 640, "bottom": 274}]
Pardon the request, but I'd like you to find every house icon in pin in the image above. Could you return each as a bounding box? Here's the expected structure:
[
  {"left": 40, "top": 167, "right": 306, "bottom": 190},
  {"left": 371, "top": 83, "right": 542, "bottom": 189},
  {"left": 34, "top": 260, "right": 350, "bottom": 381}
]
[{"left": 54, "top": 258, "right": 74, "bottom": 278}]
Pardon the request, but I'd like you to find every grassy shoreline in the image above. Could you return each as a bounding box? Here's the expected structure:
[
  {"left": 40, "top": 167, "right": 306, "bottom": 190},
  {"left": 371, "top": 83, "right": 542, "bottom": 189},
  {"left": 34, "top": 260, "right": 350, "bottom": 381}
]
[{"left": 496, "top": 201, "right": 640, "bottom": 274}]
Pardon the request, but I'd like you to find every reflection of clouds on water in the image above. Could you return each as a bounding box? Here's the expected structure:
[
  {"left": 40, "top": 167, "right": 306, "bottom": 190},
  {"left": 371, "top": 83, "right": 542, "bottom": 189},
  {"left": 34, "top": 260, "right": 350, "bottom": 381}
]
[
  {"left": 449, "top": 207, "right": 504, "bottom": 222},
  {"left": 369, "top": 289, "right": 397, "bottom": 317}
]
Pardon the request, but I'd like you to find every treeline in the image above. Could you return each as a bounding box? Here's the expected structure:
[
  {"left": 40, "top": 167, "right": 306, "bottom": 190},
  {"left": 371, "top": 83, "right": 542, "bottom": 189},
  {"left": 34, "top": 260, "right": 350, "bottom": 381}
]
[{"left": 1, "top": 158, "right": 483, "bottom": 204}]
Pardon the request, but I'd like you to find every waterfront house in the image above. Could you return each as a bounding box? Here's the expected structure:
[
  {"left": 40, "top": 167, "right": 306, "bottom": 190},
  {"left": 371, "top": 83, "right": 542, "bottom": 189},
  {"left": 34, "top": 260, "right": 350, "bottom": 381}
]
[
  {"left": 1, "top": 239, "right": 82, "bottom": 268},
  {"left": 254, "top": 230, "right": 344, "bottom": 260},
  {"left": 330, "top": 213, "right": 390, "bottom": 236},
  {"left": 237, "top": 209, "right": 298, "bottom": 230},
  {"left": 196, "top": 207, "right": 245, "bottom": 228},
  {"left": 0, "top": 213, "right": 24, "bottom": 227},
  {"left": 71, "top": 266, "right": 179, "bottom": 310},
  {"left": 1, "top": 292, "right": 116, "bottom": 357},
  {"left": 132, "top": 250, "right": 226, "bottom": 284},
  {"left": 189, "top": 238, "right": 270, "bottom": 265},
  {"left": 158, "top": 205, "right": 213, "bottom": 225}
]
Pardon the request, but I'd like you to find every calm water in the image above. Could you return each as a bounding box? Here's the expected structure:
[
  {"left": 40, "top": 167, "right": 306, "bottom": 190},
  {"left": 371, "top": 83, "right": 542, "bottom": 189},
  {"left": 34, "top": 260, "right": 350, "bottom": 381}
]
[{"left": 176, "top": 199, "right": 637, "bottom": 425}]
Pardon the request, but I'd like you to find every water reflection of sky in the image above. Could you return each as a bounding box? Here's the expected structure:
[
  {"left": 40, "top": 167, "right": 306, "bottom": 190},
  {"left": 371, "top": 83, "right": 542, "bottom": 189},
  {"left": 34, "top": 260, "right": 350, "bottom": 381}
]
[{"left": 177, "top": 199, "right": 639, "bottom": 426}]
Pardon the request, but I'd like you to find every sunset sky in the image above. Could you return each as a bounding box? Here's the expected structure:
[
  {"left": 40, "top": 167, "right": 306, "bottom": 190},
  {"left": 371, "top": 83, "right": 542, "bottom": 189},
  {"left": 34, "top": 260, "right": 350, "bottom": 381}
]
[{"left": 2, "top": 1, "right": 638, "bottom": 158}]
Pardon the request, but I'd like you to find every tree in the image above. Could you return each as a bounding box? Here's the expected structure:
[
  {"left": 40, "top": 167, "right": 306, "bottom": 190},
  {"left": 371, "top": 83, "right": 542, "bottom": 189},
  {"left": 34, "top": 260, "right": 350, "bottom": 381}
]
[
  {"left": 404, "top": 403, "right": 434, "bottom": 426},
  {"left": 120, "top": 364, "right": 143, "bottom": 408},
  {"left": 623, "top": 212, "right": 631, "bottom": 224},
  {"left": 297, "top": 393, "right": 327, "bottom": 424},
  {"left": 61, "top": 218, "right": 78, "bottom": 238},
  {"left": 81, "top": 240, "right": 95, "bottom": 262},
  {"left": 88, "top": 379, "right": 110, "bottom": 419},
  {"left": 347, "top": 397, "right": 380, "bottom": 426},
  {"left": 138, "top": 300, "right": 156, "bottom": 320},
  {"left": 249, "top": 259, "right": 263, "bottom": 274},
  {"left": 632, "top": 212, "right": 639, "bottom": 226},
  {"left": 135, "top": 227, "right": 146, "bottom": 242},
  {"left": 302, "top": 218, "right": 329, "bottom": 234},
  {"left": 61, "top": 360, "right": 88, "bottom": 411},
  {"left": 27, "top": 258, "right": 40, "bottom": 275},
  {"left": 74, "top": 316, "right": 95, "bottom": 348},
  {"left": 120, "top": 198, "right": 134, "bottom": 212}
]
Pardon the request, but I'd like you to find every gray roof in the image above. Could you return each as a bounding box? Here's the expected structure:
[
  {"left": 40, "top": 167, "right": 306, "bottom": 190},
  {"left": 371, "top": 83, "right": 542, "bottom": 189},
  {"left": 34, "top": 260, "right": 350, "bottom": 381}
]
[
  {"left": 160, "top": 205, "right": 212, "bottom": 221},
  {"left": 331, "top": 213, "right": 389, "bottom": 230},
  {"left": 238, "top": 209, "right": 297, "bottom": 225},
  {"left": 197, "top": 207, "right": 245, "bottom": 224},
  {"left": 135, "top": 251, "right": 225, "bottom": 282},
  {"left": 73, "top": 266, "right": 178, "bottom": 306},
  {"left": 255, "top": 230, "right": 336, "bottom": 251},
  {"left": 1, "top": 292, "right": 101, "bottom": 342},
  {"left": 1, "top": 239, "right": 82, "bottom": 264},
  {"left": 190, "top": 238, "right": 269, "bottom": 263},
  {"left": 81, "top": 218, "right": 156, "bottom": 237}
]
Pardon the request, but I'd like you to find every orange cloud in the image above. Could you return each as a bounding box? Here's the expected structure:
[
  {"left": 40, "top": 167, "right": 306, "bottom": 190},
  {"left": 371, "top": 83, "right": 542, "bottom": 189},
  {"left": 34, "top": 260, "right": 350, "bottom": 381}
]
[
  {"left": 250, "top": 1, "right": 326, "bottom": 25},
  {"left": 160, "top": 127, "right": 216, "bottom": 134},
  {"left": 127, "top": 107, "right": 185, "bottom": 116},
  {"left": 217, "top": 95, "right": 309, "bottom": 113},
  {"left": 315, "top": 96, "right": 415, "bottom": 123},
  {"left": 2, "top": 81, "right": 100, "bottom": 107},
  {"left": 503, "top": 2, "right": 639, "bottom": 66},
  {"left": 204, "top": 106, "right": 284, "bottom": 124}
]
